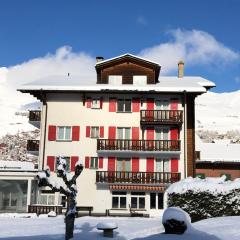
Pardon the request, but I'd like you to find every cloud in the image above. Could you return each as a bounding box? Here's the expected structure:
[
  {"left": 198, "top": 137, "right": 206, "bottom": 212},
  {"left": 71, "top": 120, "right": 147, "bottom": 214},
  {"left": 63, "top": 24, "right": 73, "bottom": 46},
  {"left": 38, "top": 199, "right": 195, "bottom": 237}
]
[
  {"left": 140, "top": 29, "right": 239, "bottom": 74},
  {"left": 136, "top": 16, "right": 147, "bottom": 26}
]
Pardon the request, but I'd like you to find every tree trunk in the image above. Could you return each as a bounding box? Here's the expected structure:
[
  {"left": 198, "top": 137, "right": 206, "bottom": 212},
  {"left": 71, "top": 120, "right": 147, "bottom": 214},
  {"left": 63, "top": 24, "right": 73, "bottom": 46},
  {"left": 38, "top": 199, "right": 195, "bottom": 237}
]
[{"left": 65, "top": 196, "right": 76, "bottom": 240}]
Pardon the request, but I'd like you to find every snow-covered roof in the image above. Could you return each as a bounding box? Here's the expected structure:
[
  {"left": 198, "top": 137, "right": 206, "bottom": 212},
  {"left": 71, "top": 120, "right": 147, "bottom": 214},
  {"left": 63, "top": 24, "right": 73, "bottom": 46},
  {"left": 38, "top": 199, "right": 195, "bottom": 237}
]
[
  {"left": 18, "top": 75, "right": 215, "bottom": 93},
  {"left": 196, "top": 136, "right": 240, "bottom": 162},
  {"left": 0, "top": 160, "right": 36, "bottom": 171}
]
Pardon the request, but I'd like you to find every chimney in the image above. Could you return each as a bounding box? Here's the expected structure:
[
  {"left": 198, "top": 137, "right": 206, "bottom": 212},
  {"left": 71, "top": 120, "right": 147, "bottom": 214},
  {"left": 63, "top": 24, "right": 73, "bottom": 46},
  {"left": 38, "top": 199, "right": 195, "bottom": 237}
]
[
  {"left": 178, "top": 60, "right": 184, "bottom": 78},
  {"left": 96, "top": 56, "right": 104, "bottom": 63}
]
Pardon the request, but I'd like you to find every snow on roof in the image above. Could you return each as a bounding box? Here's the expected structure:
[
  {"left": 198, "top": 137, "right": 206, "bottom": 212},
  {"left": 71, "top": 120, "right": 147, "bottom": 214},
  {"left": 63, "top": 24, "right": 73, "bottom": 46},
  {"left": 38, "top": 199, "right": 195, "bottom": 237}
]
[
  {"left": 95, "top": 53, "right": 161, "bottom": 67},
  {"left": 18, "top": 75, "right": 214, "bottom": 93},
  {"left": 0, "top": 160, "right": 35, "bottom": 171},
  {"left": 196, "top": 136, "right": 240, "bottom": 162}
]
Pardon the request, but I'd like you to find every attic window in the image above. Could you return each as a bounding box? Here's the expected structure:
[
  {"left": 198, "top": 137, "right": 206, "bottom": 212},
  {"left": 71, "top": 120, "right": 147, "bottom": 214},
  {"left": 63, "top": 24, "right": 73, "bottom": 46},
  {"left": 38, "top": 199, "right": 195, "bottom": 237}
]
[
  {"left": 133, "top": 75, "right": 147, "bottom": 85},
  {"left": 109, "top": 75, "right": 122, "bottom": 85}
]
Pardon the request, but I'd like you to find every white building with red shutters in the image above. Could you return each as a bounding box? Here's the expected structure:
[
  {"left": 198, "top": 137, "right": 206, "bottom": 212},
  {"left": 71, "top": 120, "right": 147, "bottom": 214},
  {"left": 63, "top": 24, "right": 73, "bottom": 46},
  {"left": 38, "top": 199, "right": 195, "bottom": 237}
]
[{"left": 18, "top": 54, "right": 215, "bottom": 216}]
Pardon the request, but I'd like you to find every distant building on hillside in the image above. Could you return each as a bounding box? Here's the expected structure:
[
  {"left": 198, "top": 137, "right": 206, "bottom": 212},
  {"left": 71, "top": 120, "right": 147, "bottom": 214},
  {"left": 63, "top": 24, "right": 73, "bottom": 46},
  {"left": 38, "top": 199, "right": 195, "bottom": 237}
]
[
  {"left": 196, "top": 135, "right": 240, "bottom": 180},
  {"left": 18, "top": 53, "right": 215, "bottom": 216}
]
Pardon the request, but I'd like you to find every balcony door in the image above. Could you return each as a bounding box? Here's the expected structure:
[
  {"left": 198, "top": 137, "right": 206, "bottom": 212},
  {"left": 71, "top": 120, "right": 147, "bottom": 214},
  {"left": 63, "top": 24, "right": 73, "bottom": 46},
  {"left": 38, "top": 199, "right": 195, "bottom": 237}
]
[
  {"left": 155, "top": 127, "right": 169, "bottom": 150},
  {"left": 117, "top": 127, "right": 131, "bottom": 150},
  {"left": 155, "top": 100, "right": 169, "bottom": 120},
  {"left": 117, "top": 158, "right": 131, "bottom": 179}
]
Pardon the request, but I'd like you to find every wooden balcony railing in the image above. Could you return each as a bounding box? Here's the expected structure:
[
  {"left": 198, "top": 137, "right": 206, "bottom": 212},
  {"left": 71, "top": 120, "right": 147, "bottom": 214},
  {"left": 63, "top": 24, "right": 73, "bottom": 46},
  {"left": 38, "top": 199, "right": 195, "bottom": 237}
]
[
  {"left": 28, "top": 205, "right": 62, "bottom": 215},
  {"left": 97, "top": 139, "right": 180, "bottom": 152},
  {"left": 29, "top": 110, "right": 41, "bottom": 122},
  {"left": 96, "top": 171, "right": 181, "bottom": 184},
  {"left": 140, "top": 110, "right": 183, "bottom": 125},
  {"left": 27, "top": 140, "right": 39, "bottom": 152}
]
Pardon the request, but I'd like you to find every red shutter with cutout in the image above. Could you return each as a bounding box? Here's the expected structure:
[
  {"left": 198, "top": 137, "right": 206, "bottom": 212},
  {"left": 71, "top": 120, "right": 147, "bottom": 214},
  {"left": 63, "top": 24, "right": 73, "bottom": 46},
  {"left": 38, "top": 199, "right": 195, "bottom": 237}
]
[
  {"left": 146, "top": 158, "right": 154, "bottom": 172},
  {"left": 170, "top": 98, "right": 178, "bottom": 110},
  {"left": 146, "top": 128, "right": 154, "bottom": 140},
  {"left": 47, "top": 156, "right": 55, "bottom": 171},
  {"left": 132, "top": 127, "right": 139, "bottom": 140},
  {"left": 72, "top": 126, "right": 80, "bottom": 141},
  {"left": 48, "top": 125, "right": 56, "bottom": 141},
  {"left": 132, "top": 157, "right": 139, "bottom": 172},
  {"left": 100, "top": 126, "right": 104, "bottom": 138},
  {"left": 108, "top": 157, "right": 115, "bottom": 171},
  {"left": 86, "top": 126, "right": 90, "bottom": 137},
  {"left": 147, "top": 98, "right": 154, "bottom": 110},
  {"left": 171, "top": 158, "right": 178, "bottom": 172},
  {"left": 86, "top": 98, "right": 92, "bottom": 108},
  {"left": 132, "top": 98, "right": 140, "bottom": 112},
  {"left": 99, "top": 157, "right": 103, "bottom": 169},
  {"left": 109, "top": 98, "right": 116, "bottom": 112},
  {"left": 85, "top": 156, "right": 90, "bottom": 168},
  {"left": 108, "top": 126, "right": 116, "bottom": 139},
  {"left": 170, "top": 128, "right": 178, "bottom": 140},
  {"left": 71, "top": 156, "right": 79, "bottom": 171}
]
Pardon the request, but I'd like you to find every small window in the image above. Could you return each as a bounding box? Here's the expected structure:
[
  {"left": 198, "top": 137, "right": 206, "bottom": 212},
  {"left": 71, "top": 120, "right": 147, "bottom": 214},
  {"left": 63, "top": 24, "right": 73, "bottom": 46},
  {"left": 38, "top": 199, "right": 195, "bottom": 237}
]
[
  {"left": 57, "top": 126, "right": 71, "bottom": 141},
  {"left": 91, "top": 127, "right": 99, "bottom": 138},
  {"left": 117, "top": 99, "right": 131, "bottom": 112},
  {"left": 90, "top": 157, "right": 98, "bottom": 169},
  {"left": 196, "top": 173, "right": 205, "bottom": 179},
  {"left": 133, "top": 75, "right": 147, "bottom": 85},
  {"left": 92, "top": 99, "right": 100, "bottom": 109},
  {"left": 112, "top": 191, "right": 127, "bottom": 209},
  {"left": 109, "top": 75, "right": 122, "bottom": 85},
  {"left": 220, "top": 173, "right": 231, "bottom": 181},
  {"left": 131, "top": 192, "right": 145, "bottom": 209}
]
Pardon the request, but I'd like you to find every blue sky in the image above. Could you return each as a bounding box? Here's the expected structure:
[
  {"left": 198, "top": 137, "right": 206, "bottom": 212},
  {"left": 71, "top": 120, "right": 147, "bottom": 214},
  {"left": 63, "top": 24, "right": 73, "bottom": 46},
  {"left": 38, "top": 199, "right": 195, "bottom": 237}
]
[{"left": 1, "top": 0, "right": 240, "bottom": 92}]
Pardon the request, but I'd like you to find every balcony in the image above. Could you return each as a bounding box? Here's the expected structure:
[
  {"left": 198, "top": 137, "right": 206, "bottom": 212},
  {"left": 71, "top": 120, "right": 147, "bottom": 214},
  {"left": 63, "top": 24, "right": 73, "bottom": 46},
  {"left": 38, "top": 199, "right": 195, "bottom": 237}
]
[
  {"left": 97, "top": 139, "right": 180, "bottom": 152},
  {"left": 27, "top": 140, "right": 39, "bottom": 155},
  {"left": 96, "top": 171, "right": 181, "bottom": 184},
  {"left": 140, "top": 110, "right": 183, "bottom": 125},
  {"left": 29, "top": 110, "right": 41, "bottom": 128}
]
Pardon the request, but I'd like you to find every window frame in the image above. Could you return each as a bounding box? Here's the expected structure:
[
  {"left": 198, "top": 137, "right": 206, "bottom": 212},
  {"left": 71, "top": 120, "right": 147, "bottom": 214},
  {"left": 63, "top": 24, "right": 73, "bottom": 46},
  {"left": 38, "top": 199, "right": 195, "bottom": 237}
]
[
  {"left": 108, "top": 75, "right": 123, "bottom": 85},
  {"left": 155, "top": 158, "right": 170, "bottom": 172},
  {"left": 56, "top": 126, "right": 72, "bottom": 141},
  {"left": 130, "top": 192, "right": 145, "bottom": 209},
  {"left": 55, "top": 156, "right": 70, "bottom": 172},
  {"left": 111, "top": 191, "right": 127, "bottom": 209},
  {"left": 117, "top": 99, "right": 132, "bottom": 113},
  {"left": 90, "top": 126, "right": 100, "bottom": 138},
  {"left": 90, "top": 157, "right": 99, "bottom": 169},
  {"left": 91, "top": 99, "right": 101, "bottom": 109}
]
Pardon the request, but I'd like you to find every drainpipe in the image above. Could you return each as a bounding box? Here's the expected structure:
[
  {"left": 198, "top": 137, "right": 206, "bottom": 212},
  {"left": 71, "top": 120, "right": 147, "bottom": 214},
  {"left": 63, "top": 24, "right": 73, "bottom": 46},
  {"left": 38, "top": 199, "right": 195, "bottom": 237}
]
[{"left": 183, "top": 90, "right": 187, "bottom": 178}]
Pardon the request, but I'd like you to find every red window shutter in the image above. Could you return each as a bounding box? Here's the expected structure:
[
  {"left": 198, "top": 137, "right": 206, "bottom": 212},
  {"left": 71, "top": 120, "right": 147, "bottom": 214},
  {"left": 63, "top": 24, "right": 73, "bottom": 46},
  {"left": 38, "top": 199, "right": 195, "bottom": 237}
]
[
  {"left": 85, "top": 156, "right": 90, "bottom": 168},
  {"left": 100, "top": 126, "right": 104, "bottom": 138},
  {"left": 132, "top": 98, "right": 140, "bottom": 112},
  {"left": 86, "top": 126, "right": 90, "bottom": 137},
  {"left": 170, "top": 128, "right": 178, "bottom": 140},
  {"left": 47, "top": 156, "right": 55, "bottom": 171},
  {"left": 171, "top": 158, "right": 178, "bottom": 172},
  {"left": 147, "top": 98, "right": 154, "bottom": 110},
  {"left": 146, "top": 158, "right": 154, "bottom": 172},
  {"left": 132, "top": 157, "right": 139, "bottom": 172},
  {"left": 146, "top": 128, "right": 154, "bottom": 140},
  {"left": 108, "top": 126, "right": 116, "bottom": 139},
  {"left": 108, "top": 157, "right": 115, "bottom": 171},
  {"left": 99, "top": 157, "right": 103, "bottom": 169},
  {"left": 100, "top": 98, "right": 103, "bottom": 109},
  {"left": 48, "top": 125, "right": 56, "bottom": 141},
  {"left": 72, "top": 126, "right": 80, "bottom": 141},
  {"left": 132, "top": 127, "right": 139, "bottom": 140},
  {"left": 109, "top": 98, "right": 116, "bottom": 112},
  {"left": 86, "top": 98, "right": 92, "bottom": 108},
  {"left": 170, "top": 98, "right": 178, "bottom": 110},
  {"left": 71, "top": 156, "right": 79, "bottom": 172}
]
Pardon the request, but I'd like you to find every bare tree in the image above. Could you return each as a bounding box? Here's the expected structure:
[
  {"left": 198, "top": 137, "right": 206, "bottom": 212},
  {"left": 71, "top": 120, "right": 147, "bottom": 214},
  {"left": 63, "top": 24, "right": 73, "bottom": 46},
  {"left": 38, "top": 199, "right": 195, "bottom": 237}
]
[{"left": 37, "top": 156, "right": 84, "bottom": 240}]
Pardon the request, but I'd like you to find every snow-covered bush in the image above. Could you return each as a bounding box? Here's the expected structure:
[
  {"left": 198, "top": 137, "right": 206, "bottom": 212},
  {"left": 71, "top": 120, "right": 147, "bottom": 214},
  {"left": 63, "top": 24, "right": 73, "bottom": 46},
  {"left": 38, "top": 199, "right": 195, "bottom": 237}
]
[
  {"left": 167, "top": 176, "right": 240, "bottom": 222},
  {"left": 162, "top": 207, "right": 192, "bottom": 234}
]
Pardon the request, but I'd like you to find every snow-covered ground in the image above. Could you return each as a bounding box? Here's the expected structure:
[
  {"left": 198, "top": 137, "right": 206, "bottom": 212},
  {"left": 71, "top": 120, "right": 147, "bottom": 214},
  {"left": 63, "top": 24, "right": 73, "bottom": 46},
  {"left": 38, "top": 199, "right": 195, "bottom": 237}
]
[{"left": 0, "top": 214, "right": 240, "bottom": 240}]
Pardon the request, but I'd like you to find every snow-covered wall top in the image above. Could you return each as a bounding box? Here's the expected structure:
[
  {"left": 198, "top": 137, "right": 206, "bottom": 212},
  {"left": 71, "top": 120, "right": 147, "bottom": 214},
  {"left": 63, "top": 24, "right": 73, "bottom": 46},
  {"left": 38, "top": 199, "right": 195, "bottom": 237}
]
[
  {"left": 0, "top": 160, "right": 35, "bottom": 171},
  {"left": 167, "top": 176, "right": 240, "bottom": 195}
]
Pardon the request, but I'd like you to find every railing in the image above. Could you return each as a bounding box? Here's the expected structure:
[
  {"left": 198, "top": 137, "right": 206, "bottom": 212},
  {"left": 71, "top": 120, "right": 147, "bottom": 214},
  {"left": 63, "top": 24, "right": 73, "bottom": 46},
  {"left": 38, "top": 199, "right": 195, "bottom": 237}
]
[
  {"left": 29, "top": 110, "right": 41, "bottom": 122},
  {"left": 28, "top": 205, "right": 62, "bottom": 215},
  {"left": 27, "top": 140, "right": 39, "bottom": 152},
  {"left": 97, "top": 139, "right": 180, "bottom": 151},
  {"left": 96, "top": 171, "right": 181, "bottom": 184},
  {"left": 140, "top": 110, "right": 183, "bottom": 124}
]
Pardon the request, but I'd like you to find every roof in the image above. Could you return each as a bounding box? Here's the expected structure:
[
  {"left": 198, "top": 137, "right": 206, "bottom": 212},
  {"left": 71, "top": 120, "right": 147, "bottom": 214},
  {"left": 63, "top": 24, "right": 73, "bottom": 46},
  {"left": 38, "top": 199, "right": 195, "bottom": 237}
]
[{"left": 18, "top": 75, "right": 215, "bottom": 94}]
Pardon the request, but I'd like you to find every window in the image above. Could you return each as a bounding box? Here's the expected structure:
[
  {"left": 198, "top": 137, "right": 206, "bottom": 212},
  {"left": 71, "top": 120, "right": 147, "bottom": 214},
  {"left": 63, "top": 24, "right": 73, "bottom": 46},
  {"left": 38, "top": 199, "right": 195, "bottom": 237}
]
[
  {"left": 150, "top": 193, "right": 156, "bottom": 209},
  {"left": 117, "top": 127, "right": 131, "bottom": 139},
  {"left": 55, "top": 156, "right": 70, "bottom": 172},
  {"left": 109, "top": 75, "right": 122, "bottom": 85},
  {"left": 133, "top": 75, "right": 147, "bottom": 85},
  {"left": 156, "top": 159, "right": 170, "bottom": 172},
  {"left": 57, "top": 126, "right": 71, "bottom": 141},
  {"left": 131, "top": 192, "right": 145, "bottom": 209},
  {"left": 196, "top": 173, "right": 205, "bottom": 179},
  {"left": 92, "top": 99, "right": 100, "bottom": 109},
  {"left": 112, "top": 191, "right": 127, "bottom": 209},
  {"left": 150, "top": 192, "right": 164, "bottom": 209},
  {"left": 158, "top": 193, "right": 164, "bottom": 209},
  {"left": 91, "top": 127, "right": 99, "bottom": 138},
  {"left": 38, "top": 193, "right": 55, "bottom": 205},
  {"left": 90, "top": 157, "right": 98, "bottom": 169},
  {"left": 117, "top": 99, "right": 131, "bottom": 112}
]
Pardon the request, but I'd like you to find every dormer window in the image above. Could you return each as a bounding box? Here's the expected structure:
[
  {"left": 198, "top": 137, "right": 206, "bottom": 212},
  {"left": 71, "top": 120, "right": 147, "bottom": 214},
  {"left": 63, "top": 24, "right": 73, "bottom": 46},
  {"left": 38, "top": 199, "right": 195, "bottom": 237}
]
[
  {"left": 133, "top": 75, "right": 147, "bottom": 85},
  {"left": 92, "top": 99, "right": 100, "bottom": 109},
  {"left": 109, "top": 75, "right": 122, "bottom": 85}
]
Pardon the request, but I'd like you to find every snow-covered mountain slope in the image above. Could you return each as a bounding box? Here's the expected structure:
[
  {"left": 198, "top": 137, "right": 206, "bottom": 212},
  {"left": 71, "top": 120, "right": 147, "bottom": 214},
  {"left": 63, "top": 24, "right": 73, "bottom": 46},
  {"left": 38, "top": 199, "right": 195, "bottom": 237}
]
[{"left": 195, "top": 90, "right": 240, "bottom": 134}]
